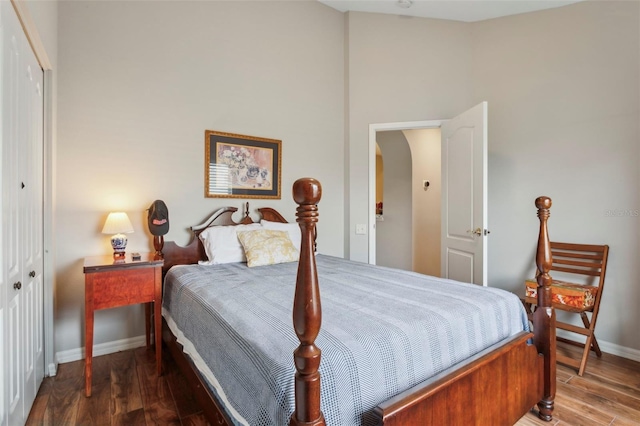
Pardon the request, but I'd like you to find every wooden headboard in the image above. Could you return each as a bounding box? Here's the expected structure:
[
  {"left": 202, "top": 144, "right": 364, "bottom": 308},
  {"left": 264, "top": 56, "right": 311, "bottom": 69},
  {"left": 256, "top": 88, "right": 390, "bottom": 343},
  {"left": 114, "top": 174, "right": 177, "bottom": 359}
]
[{"left": 157, "top": 204, "right": 288, "bottom": 275}]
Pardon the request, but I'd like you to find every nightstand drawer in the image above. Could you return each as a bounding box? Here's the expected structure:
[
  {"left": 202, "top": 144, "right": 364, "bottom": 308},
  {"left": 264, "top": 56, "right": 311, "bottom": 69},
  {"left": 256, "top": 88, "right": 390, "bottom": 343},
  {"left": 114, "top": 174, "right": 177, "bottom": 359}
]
[{"left": 89, "top": 268, "right": 156, "bottom": 310}]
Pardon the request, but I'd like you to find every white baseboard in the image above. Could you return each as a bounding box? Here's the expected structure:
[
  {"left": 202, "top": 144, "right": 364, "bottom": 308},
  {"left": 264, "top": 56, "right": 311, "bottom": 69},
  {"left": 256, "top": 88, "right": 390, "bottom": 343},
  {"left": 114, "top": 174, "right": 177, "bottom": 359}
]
[
  {"left": 55, "top": 334, "right": 148, "bottom": 365},
  {"left": 556, "top": 329, "right": 640, "bottom": 362},
  {"left": 598, "top": 340, "right": 640, "bottom": 362}
]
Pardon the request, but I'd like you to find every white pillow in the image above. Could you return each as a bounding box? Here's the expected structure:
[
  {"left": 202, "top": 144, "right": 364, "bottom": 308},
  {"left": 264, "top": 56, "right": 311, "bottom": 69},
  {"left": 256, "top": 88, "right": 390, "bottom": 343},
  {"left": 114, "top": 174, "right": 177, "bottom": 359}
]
[
  {"left": 198, "top": 223, "right": 262, "bottom": 265},
  {"left": 237, "top": 230, "right": 299, "bottom": 267},
  {"left": 260, "top": 220, "right": 302, "bottom": 252}
]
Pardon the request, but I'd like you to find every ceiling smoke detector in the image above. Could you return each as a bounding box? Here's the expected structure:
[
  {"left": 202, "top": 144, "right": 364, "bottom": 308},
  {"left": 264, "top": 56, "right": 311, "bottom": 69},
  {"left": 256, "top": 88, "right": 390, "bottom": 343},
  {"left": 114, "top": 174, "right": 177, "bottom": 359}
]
[{"left": 396, "top": 0, "right": 413, "bottom": 8}]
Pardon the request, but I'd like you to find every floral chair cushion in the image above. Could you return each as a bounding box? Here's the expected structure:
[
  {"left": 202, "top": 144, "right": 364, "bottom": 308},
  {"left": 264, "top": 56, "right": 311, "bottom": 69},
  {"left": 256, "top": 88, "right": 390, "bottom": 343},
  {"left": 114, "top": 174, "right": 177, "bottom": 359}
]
[{"left": 525, "top": 279, "right": 598, "bottom": 310}]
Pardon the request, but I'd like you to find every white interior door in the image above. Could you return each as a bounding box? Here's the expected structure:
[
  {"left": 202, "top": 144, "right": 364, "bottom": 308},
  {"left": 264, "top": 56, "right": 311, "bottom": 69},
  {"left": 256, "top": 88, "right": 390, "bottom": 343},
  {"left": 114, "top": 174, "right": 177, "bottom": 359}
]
[
  {"left": 2, "top": 2, "right": 45, "bottom": 424},
  {"left": 22, "top": 39, "right": 45, "bottom": 411},
  {"left": 440, "top": 102, "right": 488, "bottom": 285},
  {"left": 4, "top": 6, "right": 25, "bottom": 424}
]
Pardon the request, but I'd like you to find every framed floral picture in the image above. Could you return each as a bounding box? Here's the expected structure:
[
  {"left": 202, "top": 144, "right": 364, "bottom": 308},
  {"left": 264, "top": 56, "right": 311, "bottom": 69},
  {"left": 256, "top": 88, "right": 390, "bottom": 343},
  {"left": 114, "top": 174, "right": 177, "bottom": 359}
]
[{"left": 205, "top": 130, "right": 282, "bottom": 199}]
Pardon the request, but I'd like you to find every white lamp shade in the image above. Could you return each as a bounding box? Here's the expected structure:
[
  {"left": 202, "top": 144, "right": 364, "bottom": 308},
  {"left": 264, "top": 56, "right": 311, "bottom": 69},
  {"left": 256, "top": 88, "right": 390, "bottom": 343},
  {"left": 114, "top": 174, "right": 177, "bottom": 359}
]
[{"left": 102, "top": 212, "right": 134, "bottom": 235}]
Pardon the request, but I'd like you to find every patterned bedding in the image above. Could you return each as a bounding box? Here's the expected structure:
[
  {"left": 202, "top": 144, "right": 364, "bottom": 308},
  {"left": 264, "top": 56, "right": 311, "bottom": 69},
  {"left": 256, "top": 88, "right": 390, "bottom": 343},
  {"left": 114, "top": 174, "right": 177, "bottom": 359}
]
[{"left": 162, "top": 255, "right": 529, "bottom": 426}]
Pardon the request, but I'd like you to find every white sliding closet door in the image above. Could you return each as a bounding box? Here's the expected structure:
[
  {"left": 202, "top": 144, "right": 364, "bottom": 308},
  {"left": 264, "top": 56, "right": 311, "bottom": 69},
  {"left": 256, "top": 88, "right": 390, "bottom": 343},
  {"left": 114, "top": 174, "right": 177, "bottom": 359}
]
[
  {"left": 1, "top": 1, "right": 45, "bottom": 425},
  {"left": 4, "top": 5, "right": 25, "bottom": 423},
  {"left": 22, "top": 21, "right": 45, "bottom": 414}
]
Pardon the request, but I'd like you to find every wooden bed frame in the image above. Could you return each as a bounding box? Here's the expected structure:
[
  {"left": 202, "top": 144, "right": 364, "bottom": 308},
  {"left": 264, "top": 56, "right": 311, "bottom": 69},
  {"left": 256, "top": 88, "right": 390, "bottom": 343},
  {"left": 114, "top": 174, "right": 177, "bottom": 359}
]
[{"left": 156, "top": 177, "right": 556, "bottom": 425}]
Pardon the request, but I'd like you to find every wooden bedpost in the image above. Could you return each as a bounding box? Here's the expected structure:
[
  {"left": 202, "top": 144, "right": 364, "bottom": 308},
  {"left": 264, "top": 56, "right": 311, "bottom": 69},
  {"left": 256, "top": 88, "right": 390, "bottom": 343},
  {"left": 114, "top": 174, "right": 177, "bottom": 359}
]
[
  {"left": 290, "top": 178, "right": 325, "bottom": 426},
  {"left": 153, "top": 235, "right": 164, "bottom": 257},
  {"left": 533, "top": 196, "right": 556, "bottom": 421}
]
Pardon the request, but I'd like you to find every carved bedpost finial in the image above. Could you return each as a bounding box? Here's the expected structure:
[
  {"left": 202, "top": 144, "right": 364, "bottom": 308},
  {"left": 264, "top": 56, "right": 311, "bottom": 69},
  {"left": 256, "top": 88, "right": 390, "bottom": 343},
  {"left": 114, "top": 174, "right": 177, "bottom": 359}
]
[
  {"left": 290, "top": 178, "right": 325, "bottom": 426},
  {"left": 239, "top": 202, "right": 254, "bottom": 225},
  {"left": 534, "top": 196, "right": 556, "bottom": 421},
  {"left": 293, "top": 178, "right": 322, "bottom": 207}
]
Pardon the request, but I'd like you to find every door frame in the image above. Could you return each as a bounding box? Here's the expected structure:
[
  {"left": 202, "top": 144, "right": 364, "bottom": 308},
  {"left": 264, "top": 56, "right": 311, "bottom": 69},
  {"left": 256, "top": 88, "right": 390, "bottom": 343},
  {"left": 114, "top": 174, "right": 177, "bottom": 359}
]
[
  {"left": 368, "top": 120, "right": 444, "bottom": 265},
  {"left": 11, "top": 0, "right": 56, "bottom": 376}
]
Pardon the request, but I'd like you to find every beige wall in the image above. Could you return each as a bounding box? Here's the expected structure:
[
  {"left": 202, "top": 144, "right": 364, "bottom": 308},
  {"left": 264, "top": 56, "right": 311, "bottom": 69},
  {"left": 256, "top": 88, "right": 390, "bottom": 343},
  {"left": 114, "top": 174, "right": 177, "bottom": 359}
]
[
  {"left": 405, "top": 128, "right": 441, "bottom": 277},
  {"left": 52, "top": 0, "right": 640, "bottom": 358},
  {"left": 347, "top": 1, "right": 639, "bottom": 355},
  {"left": 346, "top": 12, "right": 473, "bottom": 262},
  {"left": 55, "top": 1, "right": 345, "bottom": 355},
  {"left": 471, "top": 1, "right": 639, "bottom": 353}
]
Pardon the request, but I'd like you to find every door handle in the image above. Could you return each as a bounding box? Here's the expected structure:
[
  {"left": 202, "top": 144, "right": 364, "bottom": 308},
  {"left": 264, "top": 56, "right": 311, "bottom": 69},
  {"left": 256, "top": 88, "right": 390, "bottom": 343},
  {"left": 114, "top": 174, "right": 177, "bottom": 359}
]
[
  {"left": 29, "top": 270, "right": 36, "bottom": 277},
  {"left": 467, "top": 227, "right": 482, "bottom": 236},
  {"left": 467, "top": 228, "right": 490, "bottom": 237},
  {"left": 14, "top": 282, "right": 22, "bottom": 290}
]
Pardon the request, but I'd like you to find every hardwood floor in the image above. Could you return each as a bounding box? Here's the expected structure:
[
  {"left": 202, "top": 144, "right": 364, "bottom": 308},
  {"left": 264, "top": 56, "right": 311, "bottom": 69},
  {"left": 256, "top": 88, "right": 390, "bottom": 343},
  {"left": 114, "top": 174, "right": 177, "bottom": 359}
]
[
  {"left": 516, "top": 343, "right": 640, "bottom": 425},
  {"left": 26, "top": 347, "right": 208, "bottom": 426},
  {"left": 27, "top": 342, "right": 639, "bottom": 425}
]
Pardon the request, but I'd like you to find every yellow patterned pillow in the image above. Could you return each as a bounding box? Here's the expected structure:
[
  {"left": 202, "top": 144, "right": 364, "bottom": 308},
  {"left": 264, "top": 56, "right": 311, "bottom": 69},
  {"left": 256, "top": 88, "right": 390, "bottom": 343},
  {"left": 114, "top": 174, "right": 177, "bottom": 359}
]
[{"left": 237, "top": 229, "right": 299, "bottom": 267}]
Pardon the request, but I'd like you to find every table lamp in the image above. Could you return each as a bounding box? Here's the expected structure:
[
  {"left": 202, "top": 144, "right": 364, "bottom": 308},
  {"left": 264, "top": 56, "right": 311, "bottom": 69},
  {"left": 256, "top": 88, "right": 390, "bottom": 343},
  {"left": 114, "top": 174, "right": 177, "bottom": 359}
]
[{"left": 102, "top": 212, "right": 134, "bottom": 258}]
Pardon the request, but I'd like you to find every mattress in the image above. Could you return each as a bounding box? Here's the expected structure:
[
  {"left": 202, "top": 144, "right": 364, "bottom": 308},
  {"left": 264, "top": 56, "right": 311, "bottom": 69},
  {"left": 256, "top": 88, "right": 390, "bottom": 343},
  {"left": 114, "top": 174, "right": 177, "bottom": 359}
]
[{"left": 162, "top": 255, "right": 529, "bottom": 425}]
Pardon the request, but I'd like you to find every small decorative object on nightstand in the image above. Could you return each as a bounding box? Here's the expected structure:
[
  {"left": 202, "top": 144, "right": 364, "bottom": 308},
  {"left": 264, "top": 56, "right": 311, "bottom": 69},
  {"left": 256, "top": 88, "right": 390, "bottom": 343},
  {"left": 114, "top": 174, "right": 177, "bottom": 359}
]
[
  {"left": 102, "top": 212, "right": 134, "bottom": 258},
  {"left": 83, "top": 253, "right": 164, "bottom": 397}
]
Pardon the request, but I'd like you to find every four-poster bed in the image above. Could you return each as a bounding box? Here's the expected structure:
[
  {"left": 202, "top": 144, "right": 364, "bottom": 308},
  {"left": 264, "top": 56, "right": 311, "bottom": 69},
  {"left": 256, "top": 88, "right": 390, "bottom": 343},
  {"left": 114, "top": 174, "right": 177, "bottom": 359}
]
[{"left": 156, "top": 177, "right": 556, "bottom": 425}]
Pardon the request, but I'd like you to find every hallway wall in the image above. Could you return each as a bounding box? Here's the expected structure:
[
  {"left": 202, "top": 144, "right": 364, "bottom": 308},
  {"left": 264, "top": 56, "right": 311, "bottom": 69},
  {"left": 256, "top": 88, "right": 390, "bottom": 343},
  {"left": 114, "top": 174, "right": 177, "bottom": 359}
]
[
  {"left": 376, "top": 131, "right": 412, "bottom": 270},
  {"left": 405, "top": 128, "right": 441, "bottom": 276}
]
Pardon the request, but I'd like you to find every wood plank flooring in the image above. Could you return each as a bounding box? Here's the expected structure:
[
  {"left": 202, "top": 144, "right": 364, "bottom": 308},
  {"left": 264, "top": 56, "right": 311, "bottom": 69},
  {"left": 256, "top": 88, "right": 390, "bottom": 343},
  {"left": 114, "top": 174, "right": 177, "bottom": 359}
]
[
  {"left": 26, "top": 347, "right": 208, "bottom": 426},
  {"left": 27, "top": 342, "right": 639, "bottom": 425},
  {"left": 516, "top": 343, "right": 640, "bottom": 425}
]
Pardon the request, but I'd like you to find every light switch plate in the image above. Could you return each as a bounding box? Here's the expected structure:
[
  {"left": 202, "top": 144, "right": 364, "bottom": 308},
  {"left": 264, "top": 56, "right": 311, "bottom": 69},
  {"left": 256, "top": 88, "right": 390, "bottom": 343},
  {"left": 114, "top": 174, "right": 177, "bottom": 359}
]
[{"left": 355, "top": 224, "right": 367, "bottom": 235}]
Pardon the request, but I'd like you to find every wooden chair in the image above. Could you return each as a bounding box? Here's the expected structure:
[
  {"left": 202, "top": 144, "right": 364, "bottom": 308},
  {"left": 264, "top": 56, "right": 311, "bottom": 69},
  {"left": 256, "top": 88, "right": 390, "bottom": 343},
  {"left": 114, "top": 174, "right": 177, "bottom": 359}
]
[{"left": 524, "top": 242, "right": 609, "bottom": 376}]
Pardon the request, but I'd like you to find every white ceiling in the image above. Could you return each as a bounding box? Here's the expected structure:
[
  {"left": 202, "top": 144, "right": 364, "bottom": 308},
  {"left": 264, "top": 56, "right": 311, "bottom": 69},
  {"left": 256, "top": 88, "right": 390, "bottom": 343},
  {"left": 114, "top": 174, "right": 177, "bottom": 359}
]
[{"left": 318, "top": 0, "right": 584, "bottom": 22}]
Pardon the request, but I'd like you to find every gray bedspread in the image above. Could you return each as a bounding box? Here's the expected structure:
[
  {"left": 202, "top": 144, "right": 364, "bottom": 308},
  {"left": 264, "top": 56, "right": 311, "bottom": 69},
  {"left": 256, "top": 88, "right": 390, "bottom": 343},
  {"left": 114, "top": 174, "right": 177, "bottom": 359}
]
[{"left": 163, "top": 255, "right": 529, "bottom": 426}]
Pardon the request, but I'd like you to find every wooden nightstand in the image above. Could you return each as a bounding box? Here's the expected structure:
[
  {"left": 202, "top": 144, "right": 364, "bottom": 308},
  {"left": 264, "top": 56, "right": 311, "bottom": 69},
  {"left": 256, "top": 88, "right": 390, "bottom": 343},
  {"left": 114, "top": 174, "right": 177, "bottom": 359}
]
[{"left": 83, "top": 252, "right": 164, "bottom": 397}]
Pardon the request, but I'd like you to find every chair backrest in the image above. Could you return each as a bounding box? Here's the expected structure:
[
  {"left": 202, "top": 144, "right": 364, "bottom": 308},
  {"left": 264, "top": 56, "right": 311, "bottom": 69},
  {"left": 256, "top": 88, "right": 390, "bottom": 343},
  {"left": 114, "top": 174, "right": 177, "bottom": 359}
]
[
  {"left": 547, "top": 242, "right": 609, "bottom": 315},
  {"left": 549, "top": 242, "right": 609, "bottom": 287}
]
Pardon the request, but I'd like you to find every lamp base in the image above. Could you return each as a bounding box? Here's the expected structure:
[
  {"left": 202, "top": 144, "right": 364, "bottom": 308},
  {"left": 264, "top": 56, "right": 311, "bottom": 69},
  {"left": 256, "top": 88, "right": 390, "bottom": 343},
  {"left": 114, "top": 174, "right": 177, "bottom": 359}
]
[{"left": 111, "top": 233, "right": 128, "bottom": 258}]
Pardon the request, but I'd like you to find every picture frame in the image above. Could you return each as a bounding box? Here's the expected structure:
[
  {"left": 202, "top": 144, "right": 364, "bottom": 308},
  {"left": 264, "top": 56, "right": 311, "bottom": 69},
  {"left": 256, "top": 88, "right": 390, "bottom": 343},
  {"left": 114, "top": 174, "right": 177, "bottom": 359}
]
[{"left": 205, "top": 130, "right": 282, "bottom": 199}]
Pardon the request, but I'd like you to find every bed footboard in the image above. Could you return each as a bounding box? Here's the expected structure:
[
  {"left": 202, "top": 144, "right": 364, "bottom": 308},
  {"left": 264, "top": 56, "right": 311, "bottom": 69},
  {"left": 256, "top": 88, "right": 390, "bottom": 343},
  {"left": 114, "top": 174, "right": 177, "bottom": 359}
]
[{"left": 373, "top": 332, "right": 542, "bottom": 425}]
